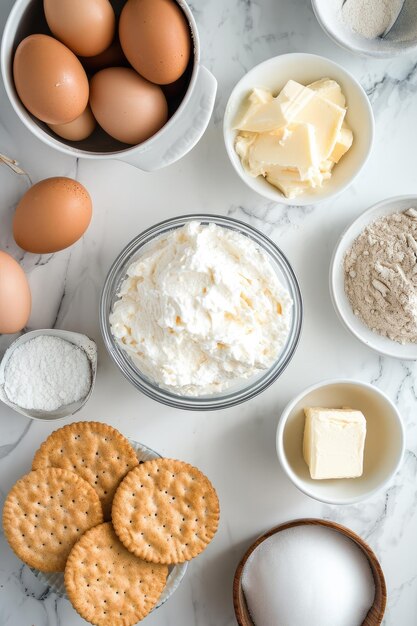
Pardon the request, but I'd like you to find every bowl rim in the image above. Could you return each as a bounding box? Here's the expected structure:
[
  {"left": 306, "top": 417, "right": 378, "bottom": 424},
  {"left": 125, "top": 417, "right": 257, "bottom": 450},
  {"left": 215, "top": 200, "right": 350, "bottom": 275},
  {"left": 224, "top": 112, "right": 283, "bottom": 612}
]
[
  {"left": 233, "top": 517, "right": 387, "bottom": 626},
  {"left": 311, "top": 0, "right": 417, "bottom": 58},
  {"left": 223, "top": 52, "right": 375, "bottom": 207},
  {"left": 276, "top": 378, "right": 405, "bottom": 505},
  {"left": 99, "top": 213, "right": 303, "bottom": 411},
  {"left": 329, "top": 194, "right": 417, "bottom": 360}
]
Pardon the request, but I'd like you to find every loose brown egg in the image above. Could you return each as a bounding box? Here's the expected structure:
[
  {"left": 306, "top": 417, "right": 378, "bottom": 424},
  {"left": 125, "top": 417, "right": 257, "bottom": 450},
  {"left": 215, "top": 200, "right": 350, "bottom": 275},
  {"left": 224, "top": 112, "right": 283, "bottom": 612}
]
[
  {"left": 89, "top": 67, "right": 168, "bottom": 144},
  {"left": 13, "top": 35, "right": 89, "bottom": 125},
  {"left": 48, "top": 105, "right": 96, "bottom": 141},
  {"left": 44, "top": 0, "right": 115, "bottom": 57},
  {"left": 0, "top": 251, "right": 31, "bottom": 334},
  {"left": 13, "top": 177, "right": 93, "bottom": 254},
  {"left": 119, "top": 0, "right": 191, "bottom": 85}
]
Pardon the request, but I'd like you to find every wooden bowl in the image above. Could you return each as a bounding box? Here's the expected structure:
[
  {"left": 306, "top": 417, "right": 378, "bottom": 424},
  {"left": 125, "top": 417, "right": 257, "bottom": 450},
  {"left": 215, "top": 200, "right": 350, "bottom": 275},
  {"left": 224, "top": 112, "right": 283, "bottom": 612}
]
[{"left": 233, "top": 518, "right": 387, "bottom": 626}]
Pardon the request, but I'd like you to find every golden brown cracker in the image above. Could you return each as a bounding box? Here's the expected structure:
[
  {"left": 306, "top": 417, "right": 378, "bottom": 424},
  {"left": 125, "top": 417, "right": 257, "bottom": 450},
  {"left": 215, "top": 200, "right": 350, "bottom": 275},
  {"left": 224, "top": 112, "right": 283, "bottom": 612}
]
[
  {"left": 112, "top": 458, "right": 220, "bottom": 564},
  {"left": 32, "top": 421, "right": 139, "bottom": 519},
  {"left": 2, "top": 468, "right": 103, "bottom": 572},
  {"left": 65, "top": 522, "right": 168, "bottom": 626}
]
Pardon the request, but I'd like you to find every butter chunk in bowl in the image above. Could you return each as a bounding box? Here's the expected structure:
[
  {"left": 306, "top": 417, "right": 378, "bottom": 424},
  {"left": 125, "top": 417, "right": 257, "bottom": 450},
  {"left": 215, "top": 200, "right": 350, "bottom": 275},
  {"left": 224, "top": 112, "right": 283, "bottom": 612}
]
[
  {"left": 276, "top": 379, "right": 404, "bottom": 505},
  {"left": 224, "top": 53, "right": 374, "bottom": 206},
  {"left": 234, "top": 79, "right": 353, "bottom": 199}
]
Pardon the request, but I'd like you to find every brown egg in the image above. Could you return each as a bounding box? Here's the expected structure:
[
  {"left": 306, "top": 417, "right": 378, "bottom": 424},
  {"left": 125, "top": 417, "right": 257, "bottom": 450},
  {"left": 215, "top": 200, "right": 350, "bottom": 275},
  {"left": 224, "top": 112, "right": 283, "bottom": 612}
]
[
  {"left": 13, "top": 177, "right": 93, "bottom": 254},
  {"left": 44, "top": 0, "right": 115, "bottom": 57},
  {"left": 89, "top": 67, "right": 168, "bottom": 144},
  {"left": 13, "top": 35, "right": 89, "bottom": 125},
  {"left": 48, "top": 105, "right": 96, "bottom": 141},
  {"left": 119, "top": 0, "right": 191, "bottom": 85},
  {"left": 0, "top": 251, "right": 31, "bottom": 334},
  {"left": 80, "top": 38, "right": 127, "bottom": 74}
]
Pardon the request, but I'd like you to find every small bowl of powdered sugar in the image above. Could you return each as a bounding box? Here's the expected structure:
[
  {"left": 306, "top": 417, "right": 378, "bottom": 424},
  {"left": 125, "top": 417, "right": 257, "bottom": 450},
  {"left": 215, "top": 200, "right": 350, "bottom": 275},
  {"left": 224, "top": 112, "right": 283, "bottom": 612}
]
[
  {"left": 312, "top": 0, "right": 417, "bottom": 57},
  {"left": 0, "top": 329, "right": 97, "bottom": 420}
]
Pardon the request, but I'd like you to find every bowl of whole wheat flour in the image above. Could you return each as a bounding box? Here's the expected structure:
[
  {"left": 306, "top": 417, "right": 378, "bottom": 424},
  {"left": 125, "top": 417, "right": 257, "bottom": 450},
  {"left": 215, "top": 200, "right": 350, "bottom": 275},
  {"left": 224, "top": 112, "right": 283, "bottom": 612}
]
[{"left": 330, "top": 195, "right": 417, "bottom": 360}]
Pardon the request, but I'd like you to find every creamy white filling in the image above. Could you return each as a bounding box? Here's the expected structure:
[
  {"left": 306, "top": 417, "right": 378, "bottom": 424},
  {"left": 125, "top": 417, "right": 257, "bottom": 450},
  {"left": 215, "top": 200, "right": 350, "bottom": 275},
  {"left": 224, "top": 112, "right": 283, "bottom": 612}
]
[{"left": 110, "top": 222, "right": 292, "bottom": 396}]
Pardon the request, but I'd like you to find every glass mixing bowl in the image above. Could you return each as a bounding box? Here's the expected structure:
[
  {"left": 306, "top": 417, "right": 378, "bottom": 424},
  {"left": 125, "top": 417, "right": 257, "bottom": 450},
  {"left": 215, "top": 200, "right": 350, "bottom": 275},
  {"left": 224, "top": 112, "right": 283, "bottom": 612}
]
[{"left": 100, "top": 214, "right": 303, "bottom": 410}]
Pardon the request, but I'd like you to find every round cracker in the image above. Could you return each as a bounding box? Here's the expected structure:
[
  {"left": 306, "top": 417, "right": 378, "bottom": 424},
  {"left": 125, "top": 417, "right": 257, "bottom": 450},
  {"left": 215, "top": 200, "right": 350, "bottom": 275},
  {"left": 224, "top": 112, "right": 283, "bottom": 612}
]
[
  {"left": 112, "top": 458, "right": 220, "bottom": 564},
  {"left": 65, "top": 522, "right": 168, "bottom": 626},
  {"left": 2, "top": 468, "right": 103, "bottom": 572},
  {"left": 32, "top": 421, "right": 139, "bottom": 519}
]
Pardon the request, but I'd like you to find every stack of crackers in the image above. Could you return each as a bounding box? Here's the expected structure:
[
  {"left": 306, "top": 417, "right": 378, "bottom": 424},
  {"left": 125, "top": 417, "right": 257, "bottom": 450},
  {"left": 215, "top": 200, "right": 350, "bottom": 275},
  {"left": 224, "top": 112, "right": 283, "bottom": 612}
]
[{"left": 2, "top": 421, "right": 220, "bottom": 626}]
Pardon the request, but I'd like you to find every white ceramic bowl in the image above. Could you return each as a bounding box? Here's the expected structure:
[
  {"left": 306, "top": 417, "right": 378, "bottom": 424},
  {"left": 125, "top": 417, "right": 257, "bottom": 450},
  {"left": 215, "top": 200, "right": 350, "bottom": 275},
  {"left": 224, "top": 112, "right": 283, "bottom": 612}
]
[
  {"left": 276, "top": 379, "right": 405, "bottom": 505},
  {"left": 311, "top": 0, "right": 417, "bottom": 58},
  {"left": 32, "top": 439, "right": 188, "bottom": 605},
  {"left": 1, "top": 0, "right": 217, "bottom": 171},
  {"left": 223, "top": 53, "right": 374, "bottom": 207},
  {"left": 330, "top": 195, "right": 417, "bottom": 360}
]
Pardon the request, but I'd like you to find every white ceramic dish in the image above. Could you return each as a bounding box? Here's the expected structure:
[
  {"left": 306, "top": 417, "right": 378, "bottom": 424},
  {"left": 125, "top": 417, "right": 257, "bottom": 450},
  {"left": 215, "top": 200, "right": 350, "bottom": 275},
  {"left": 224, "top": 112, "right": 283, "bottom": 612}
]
[
  {"left": 223, "top": 53, "right": 374, "bottom": 207},
  {"left": 31, "top": 440, "right": 188, "bottom": 605},
  {"left": 276, "top": 379, "right": 405, "bottom": 505},
  {"left": 330, "top": 195, "right": 417, "bottom": 360},
  {"left": 1, "top": 0, "right": 217, "bottom": 171},
  {"left": 0, "top": 329, "right": 97, "bottom": 420},
  {"left": 311, "top": 0, "right": 417, "bottom": 58}
]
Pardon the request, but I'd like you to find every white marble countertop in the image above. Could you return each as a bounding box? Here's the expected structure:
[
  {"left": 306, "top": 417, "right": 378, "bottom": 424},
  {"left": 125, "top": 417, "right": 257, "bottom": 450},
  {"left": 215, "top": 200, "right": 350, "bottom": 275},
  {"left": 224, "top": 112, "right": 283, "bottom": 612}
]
[{"left": 1, "top": 0, "right": 416, "bottom": 624}]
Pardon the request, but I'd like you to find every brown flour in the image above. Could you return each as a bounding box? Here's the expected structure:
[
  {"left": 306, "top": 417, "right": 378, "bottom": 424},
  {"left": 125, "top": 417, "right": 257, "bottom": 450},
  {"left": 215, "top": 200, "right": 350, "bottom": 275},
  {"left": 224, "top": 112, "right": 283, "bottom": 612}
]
[{"left": 344, "top": 208, "right": 417, "bottom": 344}]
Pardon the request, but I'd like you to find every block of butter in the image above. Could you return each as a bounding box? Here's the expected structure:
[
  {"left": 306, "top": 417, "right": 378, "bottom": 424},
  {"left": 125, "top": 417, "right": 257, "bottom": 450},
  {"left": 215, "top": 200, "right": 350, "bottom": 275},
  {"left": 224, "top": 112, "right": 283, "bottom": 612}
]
[
  {"left": 233, "top": 78, "right": 353, "bottom": 199},
  {"left": 303, "top": 407, "right": 366, "bottom": 480}
]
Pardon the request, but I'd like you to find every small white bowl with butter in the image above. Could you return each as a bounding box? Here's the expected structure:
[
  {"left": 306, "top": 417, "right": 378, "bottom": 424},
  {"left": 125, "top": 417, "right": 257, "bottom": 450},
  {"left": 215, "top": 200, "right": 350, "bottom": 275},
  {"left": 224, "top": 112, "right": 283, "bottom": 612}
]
[
  {"left": 276, "top": 379, "right": 404, "bottom": 505},
  {"left": 224, "top": 53, "right": 374, "bottom": 206}
]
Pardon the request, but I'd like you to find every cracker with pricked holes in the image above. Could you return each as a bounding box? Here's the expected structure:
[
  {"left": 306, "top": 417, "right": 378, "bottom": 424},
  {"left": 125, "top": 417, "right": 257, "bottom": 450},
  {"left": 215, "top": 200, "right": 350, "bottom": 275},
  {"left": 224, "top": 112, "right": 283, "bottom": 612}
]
[
  {"left": 112, "top": 458, "right": 220, "bottom": 564},
  {"left": 2, "top": 468, "right": 103, "bottom": 572},
  {"left": 32, "top": 421, "right": 139, "bottom": 519},
  {"left": 65, "top": 522, "right": 168, "bottom": 626}
]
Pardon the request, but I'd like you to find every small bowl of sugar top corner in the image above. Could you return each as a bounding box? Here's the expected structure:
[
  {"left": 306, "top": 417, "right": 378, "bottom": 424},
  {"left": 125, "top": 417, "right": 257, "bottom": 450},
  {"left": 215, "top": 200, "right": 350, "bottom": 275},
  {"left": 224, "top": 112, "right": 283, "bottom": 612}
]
[
  {"left": 0, "top": 328, "right": 97, "bottom": 420},
  {"left": 233, "top": 518, "right": 387, "bottom": 626},
  {"left": 311, "top": 0, "right": 417, "bottom": 57}
]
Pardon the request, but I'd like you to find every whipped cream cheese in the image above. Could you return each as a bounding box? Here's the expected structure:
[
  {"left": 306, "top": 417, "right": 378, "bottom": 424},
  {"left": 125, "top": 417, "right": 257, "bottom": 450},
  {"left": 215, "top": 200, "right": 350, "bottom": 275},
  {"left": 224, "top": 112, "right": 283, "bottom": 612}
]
[{"left": 110, "top": 222, "right": 292, "bottom": 396}]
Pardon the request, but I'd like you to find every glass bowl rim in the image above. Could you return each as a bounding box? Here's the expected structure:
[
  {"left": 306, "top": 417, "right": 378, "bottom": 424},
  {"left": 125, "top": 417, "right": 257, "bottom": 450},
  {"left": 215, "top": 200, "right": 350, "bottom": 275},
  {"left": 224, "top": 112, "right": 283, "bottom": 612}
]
[{"left": 99, "top": 213, "right": 303, "bottom": 410}]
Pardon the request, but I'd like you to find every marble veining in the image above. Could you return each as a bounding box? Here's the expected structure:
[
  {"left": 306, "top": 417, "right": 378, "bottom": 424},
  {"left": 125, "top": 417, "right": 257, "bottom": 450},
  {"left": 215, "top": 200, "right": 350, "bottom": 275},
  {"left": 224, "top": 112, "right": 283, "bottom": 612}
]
[{"left": 1, "top": 0, "right": 416, "bottom": 624}]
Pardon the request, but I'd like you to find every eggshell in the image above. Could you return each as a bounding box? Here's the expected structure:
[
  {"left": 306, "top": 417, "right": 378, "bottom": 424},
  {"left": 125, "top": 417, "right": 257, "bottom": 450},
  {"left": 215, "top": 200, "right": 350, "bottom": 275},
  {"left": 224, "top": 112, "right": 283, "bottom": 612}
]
[
  {"left": 13, "top": 35, "right": 89, "bottom": 125},
  {"left": 0, "top": 251, "right": 31, "bottom": 334},
  {"left": 13, "top": 177, "right": 93, "bottom": 254},
  {"left": 44, "top": 0, "right": 115, "bottom": 57},
  {"left": 119, "top": 0, "right": 192, "bottom": 85},
  {"left": 48, "top": 105, "right": 96, "bottom": 141},
  {"left": 80, "top": 38, "right": 127, "bottom": 74},
  {"left": 89, "top": 67, "right": 168, "bottom": 144}
]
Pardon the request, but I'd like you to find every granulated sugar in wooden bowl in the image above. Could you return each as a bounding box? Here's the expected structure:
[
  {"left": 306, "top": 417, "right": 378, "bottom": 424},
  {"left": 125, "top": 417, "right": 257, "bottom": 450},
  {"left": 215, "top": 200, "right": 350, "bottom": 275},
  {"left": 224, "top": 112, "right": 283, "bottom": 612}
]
[{"left": 233, "top": 518, "right": 386, "bottom": 626}]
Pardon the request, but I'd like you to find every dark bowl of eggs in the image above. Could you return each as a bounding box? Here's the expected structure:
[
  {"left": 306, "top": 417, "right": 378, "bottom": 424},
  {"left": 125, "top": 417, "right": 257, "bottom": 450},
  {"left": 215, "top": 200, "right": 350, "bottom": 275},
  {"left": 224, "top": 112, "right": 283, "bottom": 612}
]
[{"left": 1, "top": 0, "right": 217, "bottom": 170}]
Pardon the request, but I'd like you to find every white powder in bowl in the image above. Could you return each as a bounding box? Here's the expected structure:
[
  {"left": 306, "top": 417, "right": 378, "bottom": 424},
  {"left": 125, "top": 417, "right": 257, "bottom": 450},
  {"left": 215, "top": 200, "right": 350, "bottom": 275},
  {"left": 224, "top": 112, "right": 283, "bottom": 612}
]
[
  {"left": 242, "top": 525, "right": 375, "bottom": 626},
  {"left": 4, "top": 335, "right": 92, "bottom": 411},
  {"left": 341, "top": 0, "right": 404, "bottom": 39}
]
